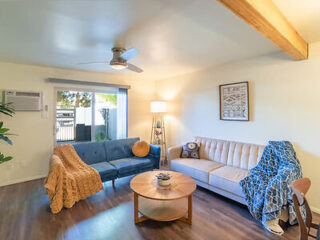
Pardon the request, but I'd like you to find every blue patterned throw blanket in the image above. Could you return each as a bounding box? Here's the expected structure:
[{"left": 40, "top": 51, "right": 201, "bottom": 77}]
[{"left": 239, "top": 141, "right": 302, "bottom": 225}]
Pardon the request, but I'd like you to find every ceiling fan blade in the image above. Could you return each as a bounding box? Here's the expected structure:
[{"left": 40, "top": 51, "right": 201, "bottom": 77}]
[
  {"left": 127, "top": 63, "right": 143, "bottom": 73},
  {"left": 77, "top": 61, "right": 108, "bottom": 65},
  {"left": 120, "top": 48, "right": 139, "bottom": 61}
]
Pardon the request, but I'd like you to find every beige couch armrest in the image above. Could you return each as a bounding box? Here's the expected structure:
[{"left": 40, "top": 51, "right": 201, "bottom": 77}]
[{"left": 167, "top": 145, "right": 183, "bottom": 161}]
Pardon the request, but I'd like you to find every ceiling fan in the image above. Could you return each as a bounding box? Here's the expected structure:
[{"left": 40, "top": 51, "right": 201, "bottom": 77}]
[{"left": 78, "top": 47, "right": 143, "bottom": 73}]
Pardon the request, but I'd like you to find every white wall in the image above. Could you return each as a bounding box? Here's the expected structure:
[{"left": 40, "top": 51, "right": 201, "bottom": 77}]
[
  {"left": 156, "top": 42, "right": 320, "bottom": 211},
  {"left": 0, "top": 62, "right": 155, "bottom": 186}
]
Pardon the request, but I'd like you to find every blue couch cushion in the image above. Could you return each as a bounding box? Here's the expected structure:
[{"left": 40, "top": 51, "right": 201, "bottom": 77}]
[
  {"left": 104, "top": 138, "right": 140, "bottom": 161},
  {"left": 73, "top": 141, "right": 107, "bottom": 165},
  {"left": 109, "top": 157, "right": 154, "bottom": 175},
  {"left": 90, "top": 162, "right": 117, "bottom": 182}
]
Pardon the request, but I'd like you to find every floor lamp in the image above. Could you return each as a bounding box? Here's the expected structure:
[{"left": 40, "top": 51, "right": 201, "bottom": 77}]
[{"left": 150, "top": 101, "right": 167, "bottom": 165}]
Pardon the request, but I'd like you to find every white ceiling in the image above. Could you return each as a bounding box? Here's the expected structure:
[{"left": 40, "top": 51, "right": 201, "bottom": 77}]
[{"left": 0, "top": 0, "right": 315, "bottom": 81}]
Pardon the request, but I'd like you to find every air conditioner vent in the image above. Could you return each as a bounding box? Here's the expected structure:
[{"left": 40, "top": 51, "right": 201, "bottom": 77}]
[
  {"left": 15, "top": 92, "right": 41, "bottom": 97},
  {"left": 3, "top": 90, "right": 43, "bottom": 111}
]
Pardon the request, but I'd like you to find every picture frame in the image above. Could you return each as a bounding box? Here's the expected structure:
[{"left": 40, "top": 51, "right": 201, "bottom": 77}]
[{"left": 219, "top": 81, "right": 249, "bottom": 121}]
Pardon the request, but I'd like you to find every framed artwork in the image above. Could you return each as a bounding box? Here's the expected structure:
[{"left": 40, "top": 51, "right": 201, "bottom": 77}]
[{"left": 219, "top": 81, "right": 249, "bottom": 121}]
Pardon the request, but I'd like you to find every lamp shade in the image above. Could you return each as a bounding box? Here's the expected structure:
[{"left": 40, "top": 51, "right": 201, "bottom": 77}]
[{"left": 150, "top": 101, "right": 167, "bottom": 113}]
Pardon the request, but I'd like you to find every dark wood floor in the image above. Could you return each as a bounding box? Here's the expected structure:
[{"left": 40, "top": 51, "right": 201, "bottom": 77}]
[{"left": 0, "top": 176, "right": 318, "bottom": 240}]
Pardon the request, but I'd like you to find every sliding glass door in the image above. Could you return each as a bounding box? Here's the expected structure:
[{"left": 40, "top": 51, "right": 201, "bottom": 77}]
[
  {"left": 94, "top": 92, "right": 117, "bottom": 142},
  {"left": 55, "top": 88, "right": 127, "bottom": 144}
]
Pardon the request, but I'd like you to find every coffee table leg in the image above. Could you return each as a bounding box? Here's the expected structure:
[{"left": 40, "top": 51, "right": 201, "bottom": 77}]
[
  {"left": 187, "top": 194, "right": 192, "bottom": 224},
  {"left": 178, "top": 194, "right": 193, "bottom": 224},
  {"left": 134, "top": 193, "right": 148, "bottom": 224},
  {"left": 134, "top": 192, "right": 139, "bottom": 223}
]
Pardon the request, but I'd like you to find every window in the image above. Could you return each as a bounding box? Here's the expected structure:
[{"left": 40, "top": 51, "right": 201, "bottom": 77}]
[{"left": 55, "top": 87, "right": 127, "bottom": 144}]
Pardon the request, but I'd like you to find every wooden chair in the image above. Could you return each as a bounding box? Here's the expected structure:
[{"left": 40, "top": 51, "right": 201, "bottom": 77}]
[{"left": 292, "top": 178, "right": 320, "bottom": 240}]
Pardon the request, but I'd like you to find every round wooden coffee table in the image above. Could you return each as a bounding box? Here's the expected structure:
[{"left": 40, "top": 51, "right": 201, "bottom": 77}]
[{"left": 130, "top": 170, "right": 196, "bottom": 224}]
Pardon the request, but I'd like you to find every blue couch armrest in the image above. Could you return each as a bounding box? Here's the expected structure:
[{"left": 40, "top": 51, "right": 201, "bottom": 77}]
[{"left": 147, "top": 144, "right": 161, "bottom": 169}]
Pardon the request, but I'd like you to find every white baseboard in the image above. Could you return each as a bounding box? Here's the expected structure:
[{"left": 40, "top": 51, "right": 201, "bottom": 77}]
[
  {"left": 311, "top": 206, "right": 320, "bottom": 214},
  {"left": 0, "top": 174, "right": 47, "bottom": 187}
]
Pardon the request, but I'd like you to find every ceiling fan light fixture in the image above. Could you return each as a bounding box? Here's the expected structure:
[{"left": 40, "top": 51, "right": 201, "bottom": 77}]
[
  {"left": 79, "top": 47, "right": 142, "bottom": 73},
  {"left": 110, "top": 64, "right": 127, "bottom": 70},
  {"left": 110, "top": 52, "right": 128, "bottom": 70}
]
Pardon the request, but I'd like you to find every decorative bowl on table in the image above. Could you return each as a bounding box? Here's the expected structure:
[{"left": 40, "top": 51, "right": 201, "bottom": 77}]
[{"left": 156, "top": 172, "right": 172, "bottom": 186}]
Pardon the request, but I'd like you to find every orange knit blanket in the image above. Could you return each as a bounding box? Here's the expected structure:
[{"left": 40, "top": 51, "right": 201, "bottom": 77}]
[{"left": 45, "top": 144, "right": 104, "bottom": 214}]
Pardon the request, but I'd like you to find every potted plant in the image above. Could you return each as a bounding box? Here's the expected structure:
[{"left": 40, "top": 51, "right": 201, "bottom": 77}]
[
  {"left": 156, "top": 172, "right": 172, "bottom": 186},
  {"left": 0, "top": 102, "right": 15, "bottom": 164}
]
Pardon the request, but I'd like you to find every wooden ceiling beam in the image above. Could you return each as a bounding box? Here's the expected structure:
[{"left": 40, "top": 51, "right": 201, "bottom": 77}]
[{"left": 217, "top": 0, "right": 308, "bottom": 60}]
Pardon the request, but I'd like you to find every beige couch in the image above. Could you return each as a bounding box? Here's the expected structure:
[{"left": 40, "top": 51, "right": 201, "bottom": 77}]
[{"left": 168, "top": 136, "right": 265, "bottom": 205}]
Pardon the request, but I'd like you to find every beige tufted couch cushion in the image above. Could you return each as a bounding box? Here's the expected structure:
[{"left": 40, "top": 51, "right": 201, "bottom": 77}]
[
  {"left": 194, "top": 136, "right": 265, "bottom": 170},
  {"left": 170, "top": 158, "right": 224, "bottom": 183},
  {"left": 209, "top": 166, "right": 250, "bottom": 197}
]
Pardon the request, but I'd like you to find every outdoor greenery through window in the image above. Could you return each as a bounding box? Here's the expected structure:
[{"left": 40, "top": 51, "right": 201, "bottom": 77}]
[{"left": 55, "top": 88, "right": 127, "bottom": 144}]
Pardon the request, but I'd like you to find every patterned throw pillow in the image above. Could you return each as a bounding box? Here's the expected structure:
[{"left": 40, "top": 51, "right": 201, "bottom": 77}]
[{"left": 181, "top": 142, "right": 200, "bottom": 159}]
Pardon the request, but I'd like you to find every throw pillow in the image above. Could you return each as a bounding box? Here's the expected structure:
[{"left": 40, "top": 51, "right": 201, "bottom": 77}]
[
  {"left": 181, "top": 142, "right": 200, "bottom": 159},
  {"left": 132, "top": 140, "right": 150, "bottom": 157}
]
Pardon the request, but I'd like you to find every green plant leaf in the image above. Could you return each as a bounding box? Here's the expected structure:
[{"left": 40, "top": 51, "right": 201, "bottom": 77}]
[
  {"left": 0, "top": 110, "right": 13, "bottom": 117},
  {"left": 0, "top": 155, "right": 13, "bottom": 163},
  {"left": 0, "top": 128, "right": 9, "bottom": 133},
  {"left": 0, "top": 102, "right": 15, "bottom": 117},
  {"left": 0, "top": 135, "right": 12, "bottom": 145},
  {"left": 0, "top": 103, "right": 15, "bottom": 147}
]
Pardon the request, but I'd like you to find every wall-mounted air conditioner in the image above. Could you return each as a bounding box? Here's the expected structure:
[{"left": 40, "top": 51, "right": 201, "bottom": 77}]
[{"left": 3, "top": 90, "right": 43, "bottom": 111}]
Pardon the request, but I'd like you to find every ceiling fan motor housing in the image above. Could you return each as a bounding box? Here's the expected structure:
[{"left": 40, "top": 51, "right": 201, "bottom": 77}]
[{"left": 110, "top": 47, "right": 127, "bottom": 67}]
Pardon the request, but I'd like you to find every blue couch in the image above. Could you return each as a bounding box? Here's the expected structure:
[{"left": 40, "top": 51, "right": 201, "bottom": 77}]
[{"left": 72, "top": 137, "right": 161, "bottom": 183}]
